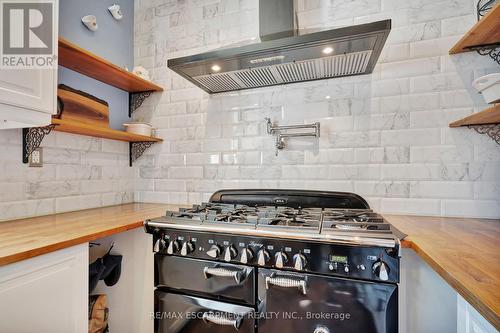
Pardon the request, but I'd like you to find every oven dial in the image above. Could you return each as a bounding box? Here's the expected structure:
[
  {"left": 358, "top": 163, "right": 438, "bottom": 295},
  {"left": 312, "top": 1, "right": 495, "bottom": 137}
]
[
  {"left": 372, "top": 260, "right": 390, "bottom": 281},
  {"left": 274, "top": 251, "right": 288, "bottom": 268},
  {"left": 313, "top": 325, "right": 330, "bottom": 333},
  {"left": 166, "top": 239, "right": 180, "bottom": 255},
  {"left": 224, "top": 245, "right": 238, "bottom": 262},
  {"left": 257, "top": 249, "right": 270, "bottom": 266},
  {"left": 153, "top": 238, "right": 166, "bottom": 252},
  {"left": 180, "top": 241, "right": 195, "bottom": 256},
  {"left": 206, "top": 244, "right": 222, "bottom": 258},
  {"left": 293, "top": 253, "right": 307, "bottom": 271},
  {"left": 239, "top": 248, "right": 254, "bottom": 264}
]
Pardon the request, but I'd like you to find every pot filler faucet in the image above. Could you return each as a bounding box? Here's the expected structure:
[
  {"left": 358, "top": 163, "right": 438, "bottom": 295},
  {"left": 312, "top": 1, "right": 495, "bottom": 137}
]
[{"left": 265, "top": 118, "right": 320, "bottom": 155}]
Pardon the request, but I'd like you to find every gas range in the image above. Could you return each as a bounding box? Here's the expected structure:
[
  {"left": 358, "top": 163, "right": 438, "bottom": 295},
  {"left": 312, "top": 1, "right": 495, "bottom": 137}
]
[
  {"left": 150, "top": 202, "right": 399, "bottom": 247},
  {"left": 145, "top": 190, "right": 401, "bottom": 333}
]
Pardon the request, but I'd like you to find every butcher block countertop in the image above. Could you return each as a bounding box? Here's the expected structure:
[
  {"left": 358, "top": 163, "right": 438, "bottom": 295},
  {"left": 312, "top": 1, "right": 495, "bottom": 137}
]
[
  {"left": 0, "top": 203, "right": 180, "bottom": 267},
  {"left": 386, "top": 214, "right": 500, "bottom": 330},
  {"left": 0, "top": 203, "right": 498, "bottom": 328}
]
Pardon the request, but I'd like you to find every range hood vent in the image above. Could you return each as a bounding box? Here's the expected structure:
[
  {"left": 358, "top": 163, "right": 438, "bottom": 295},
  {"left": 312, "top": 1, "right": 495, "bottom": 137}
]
[{"left": 167, "top": 1, "right": 390, "bottom": 94}]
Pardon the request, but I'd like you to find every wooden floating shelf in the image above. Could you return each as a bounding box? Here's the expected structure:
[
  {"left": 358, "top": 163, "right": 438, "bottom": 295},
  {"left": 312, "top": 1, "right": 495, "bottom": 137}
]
[
  {"left": 449, "top": 104, "right": 500, "bottom": 127},
  {"left": 449, "top": 2, "right": 500, "bottom": 54},
  {"left": 58, "top": 38, "right": 163, "bottom": 93},
  {"left": 51, "top": 118, "right": 162, "bottom": 143}
]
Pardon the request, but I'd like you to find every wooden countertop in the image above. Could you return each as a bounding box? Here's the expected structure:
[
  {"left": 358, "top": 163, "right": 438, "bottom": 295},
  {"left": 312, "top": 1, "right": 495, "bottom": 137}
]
[
  {"left": 386, "top": 214, "right": 500, "bottom": 330},
  {"left": 0, "top": 204, "right": 498, "bottom": 328},
  {"left": 0, "top": 203, "right": 177, "bottom": 267}
]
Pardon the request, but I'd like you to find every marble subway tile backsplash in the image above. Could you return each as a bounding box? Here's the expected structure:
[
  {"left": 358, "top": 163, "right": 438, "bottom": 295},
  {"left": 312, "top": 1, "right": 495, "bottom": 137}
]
[
  {"left": 133, "top": 0, "right": 499, "bottom": 218},
  {"left": 0, "top": 131, "right": 134, "bottom": 221}
]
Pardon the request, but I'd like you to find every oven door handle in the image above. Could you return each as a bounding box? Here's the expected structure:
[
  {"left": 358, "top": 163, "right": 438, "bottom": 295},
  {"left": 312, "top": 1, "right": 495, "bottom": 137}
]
[
  {"left": 265, "top": 275, "right": 307, "bottom": 295},
  {"left": 202, "top": 311, "right": 242, "bottom": 330},
  {"left": 203, "top": 266, "right": 246, "bottom": 284}
]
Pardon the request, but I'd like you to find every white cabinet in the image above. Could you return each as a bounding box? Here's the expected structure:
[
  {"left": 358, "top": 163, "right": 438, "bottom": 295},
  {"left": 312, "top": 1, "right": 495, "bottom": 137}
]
[
  {"left": 400, "top": 249, "right": 499, "bottom": 333},
  {"left": 0, "top": 0, "right": 58, "bottom": 129},
  {"left": 0, "top": 244, "right": 88, "bottom": 333},
  {"left": 457, "top": 295, "right": 498, "bottom": 333}
]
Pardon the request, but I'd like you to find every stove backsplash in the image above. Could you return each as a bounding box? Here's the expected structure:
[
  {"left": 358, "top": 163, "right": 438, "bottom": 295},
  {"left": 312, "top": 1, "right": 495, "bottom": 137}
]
[{"left": 133, "top": 0, "right": 499, "bottom": 219}]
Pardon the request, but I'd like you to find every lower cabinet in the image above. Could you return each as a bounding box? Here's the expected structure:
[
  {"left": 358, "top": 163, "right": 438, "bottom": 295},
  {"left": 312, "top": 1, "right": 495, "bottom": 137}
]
[
  {"left": 0, "top": 243, "right": 88, "bottom": 333},
  {"left": 457, "top": 295, "right": 498, "bottom": 333},
  {"left": 401, "top": 249, "right": 498, "bottom": 333}
]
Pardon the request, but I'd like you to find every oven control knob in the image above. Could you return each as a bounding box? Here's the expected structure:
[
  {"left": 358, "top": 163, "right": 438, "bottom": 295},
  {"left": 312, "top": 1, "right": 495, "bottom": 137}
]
[
  {"left": 293, "top": 253, "right": 307, "bottom": 271},
  {"left": 224, "top": 245, "right": 238, "bottom": 262},
  {"left": 372, "top": 260, "right": 390, "bottom": 281},
  {"left": 166, "top": 239, "right": 180, "bottom": 254},
  {"left": 206, "top": 244, "right": 222, "bottom": 258},
  {"left": 313, "top": 325, "right": 330, "bottom": 333},
  {"left": 274, "top": 251, "right": 288, "bottom": 268},
  {"left": 153, "top": 237, "right": 167, "bottom": 252},
  {"left": 239, "top": 248, "right": 254, "bottom": 264},
  {"left": 257, "top": 249, "right": 270, "bottom": 266},
  {"left": 180, "top": 241, "right": 195, "bottom": 256}
]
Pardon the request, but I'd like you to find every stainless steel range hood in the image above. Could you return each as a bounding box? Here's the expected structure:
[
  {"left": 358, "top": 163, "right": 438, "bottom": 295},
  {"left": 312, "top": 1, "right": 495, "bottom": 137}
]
[{"left": 167, "top": 0, "right": 391, "bottom": 94}]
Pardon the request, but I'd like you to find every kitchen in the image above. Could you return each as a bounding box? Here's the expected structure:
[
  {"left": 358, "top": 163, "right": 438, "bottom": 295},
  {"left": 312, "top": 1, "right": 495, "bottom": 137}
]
[{"left": 0, "top": 0, "right": 499, "bottom": 332}]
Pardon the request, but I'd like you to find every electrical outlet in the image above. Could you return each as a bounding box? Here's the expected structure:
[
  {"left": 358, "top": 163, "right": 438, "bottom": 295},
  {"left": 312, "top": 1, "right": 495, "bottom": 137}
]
[{"left": 29, "top": 148, "right": 43, "bottom": 167}]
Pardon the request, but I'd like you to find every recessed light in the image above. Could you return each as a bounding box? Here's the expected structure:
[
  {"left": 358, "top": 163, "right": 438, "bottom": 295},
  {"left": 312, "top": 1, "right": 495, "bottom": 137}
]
[
  {"left": 211, "top": 64, "right": 221, "bottom": 72},
  {"left": 322, "top": 47, "right": 334, "bottom": 54},
  {"left": 325, "top": 95, "right": 331, "bottom": 99}
]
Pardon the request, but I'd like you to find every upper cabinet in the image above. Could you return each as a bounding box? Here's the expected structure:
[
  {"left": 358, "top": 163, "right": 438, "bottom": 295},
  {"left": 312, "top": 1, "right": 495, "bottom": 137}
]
[
  {"left": 0, "top": 0, "right": 59, "bottom": 129},
  {"left": 0, "top": 68, "right": 57, "bottom": 129}
]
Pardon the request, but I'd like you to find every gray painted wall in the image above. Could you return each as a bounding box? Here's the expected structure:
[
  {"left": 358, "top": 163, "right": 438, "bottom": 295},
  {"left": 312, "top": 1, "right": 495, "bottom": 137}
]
[{"left": 58, "top": 0, "right": 134, "bottom": 129}]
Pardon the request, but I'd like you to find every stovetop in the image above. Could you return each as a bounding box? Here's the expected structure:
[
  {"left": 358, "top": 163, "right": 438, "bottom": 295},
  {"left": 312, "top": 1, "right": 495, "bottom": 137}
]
[
  {"left": 164, "top": 203, "right": 391, "bottom": 231},
  {"left": 146, "top": 190, "right": 405, "bottom": 248}
]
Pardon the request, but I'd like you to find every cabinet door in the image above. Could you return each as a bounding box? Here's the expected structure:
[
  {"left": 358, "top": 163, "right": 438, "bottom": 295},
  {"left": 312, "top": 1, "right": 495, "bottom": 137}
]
[
  {"left": 0, "top": 67, "right": 56, "bottom": 114},
  {"left": 0, "top": 244, "right": 88, "bottom": 333},
  {"left": 0, "top": 0, "right": 58, "bottom": 116}
]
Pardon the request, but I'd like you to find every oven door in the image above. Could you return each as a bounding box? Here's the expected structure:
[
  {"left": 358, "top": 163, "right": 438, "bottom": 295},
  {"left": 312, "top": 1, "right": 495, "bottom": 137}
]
[
  {"left": 155, "top": 291, "right": 255, "bottom": 333},
  {"left": 257, "top": 269, "right": 397, "bottom": 333},
  {"left": 156, "top": 255, "right": 255, "bottom": 305}
]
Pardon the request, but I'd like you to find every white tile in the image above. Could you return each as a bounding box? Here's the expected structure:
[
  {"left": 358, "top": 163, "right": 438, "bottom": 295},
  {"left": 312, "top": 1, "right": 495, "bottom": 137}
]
[
  {"left": 410, "top": 145, "right": 473, "bottom": 162},
  {"left": 381, "top": 198, "right": 441, "bottom": 215},
  {"left": 168, "top": 166, "right": 204, "bottom": 179},
  {"left": 441, "top": 200, "right": 500, "bottom": 219},
  {"left": 381, "top": 129, "right": 441, "bottom": 146},
  {"left": 410, "top": 181, "right": 473, "bottom": 199}
]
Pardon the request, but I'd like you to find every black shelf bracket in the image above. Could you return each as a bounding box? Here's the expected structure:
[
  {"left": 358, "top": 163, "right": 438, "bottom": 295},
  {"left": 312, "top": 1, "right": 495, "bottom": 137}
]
[
  {"left": 129, "top": 141, "right": 155, "bottom": 166},
  {"left": 475, "top": 46, "right": 500, "bottom": 65},
  {"left": 468, "top": 124, "right": 500, "bottom": 144},
  {"left": 129, "top": 91, "right": 153, "bottom": 117},
  {"left": 22, "top": 125, "right": 57, "bottom": 163},
  {"left": 473, "top": 0, "right": 500, "bottom": 65}
]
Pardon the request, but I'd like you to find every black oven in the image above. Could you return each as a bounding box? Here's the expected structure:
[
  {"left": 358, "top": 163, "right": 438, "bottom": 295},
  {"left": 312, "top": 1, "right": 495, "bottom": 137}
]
[
  {"left": 153, "top": 251, "right": 398, "bottom": 333},
  {"left": 257, "top": 269, "right": 397, "bottom": 333},
  {"left": 146, "top": 190, "right": 401, "bottom": 333}
]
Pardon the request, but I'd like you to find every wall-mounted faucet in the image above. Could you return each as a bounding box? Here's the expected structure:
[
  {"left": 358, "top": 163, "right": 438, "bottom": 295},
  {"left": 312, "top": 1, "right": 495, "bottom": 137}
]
[{"left": 265, "top": 118, "right": 320, "bottom": 155}]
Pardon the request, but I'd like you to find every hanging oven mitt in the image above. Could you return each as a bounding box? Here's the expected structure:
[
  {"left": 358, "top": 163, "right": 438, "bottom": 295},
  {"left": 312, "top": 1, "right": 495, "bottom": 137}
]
[
  {"left": 89, "top": 258, "right": 105, "bottom": 293},
  {"left": 101, "top": 253, "right": 123, "bottom": 287}
]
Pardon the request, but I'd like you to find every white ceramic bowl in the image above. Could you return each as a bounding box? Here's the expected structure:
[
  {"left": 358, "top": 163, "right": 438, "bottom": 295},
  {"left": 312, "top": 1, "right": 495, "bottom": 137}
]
[
  {"left": 472, "top": 73, "right": 500, "bottom": 104},
  {"left": 123, "top": 122, "right": 153, "bottom": 136}
]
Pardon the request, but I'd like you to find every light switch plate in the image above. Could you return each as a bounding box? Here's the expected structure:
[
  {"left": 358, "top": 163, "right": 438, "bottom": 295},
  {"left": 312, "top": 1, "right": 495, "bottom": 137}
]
[{"left": 29, "top": 147, "right": 43, "bottom": 167}]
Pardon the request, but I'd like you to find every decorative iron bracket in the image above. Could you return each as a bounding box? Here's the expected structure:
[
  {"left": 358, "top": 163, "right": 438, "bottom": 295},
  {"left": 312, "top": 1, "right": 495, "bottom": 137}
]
[
  {"left": 472, "top": 0, "right": 500, "bottom": 65},
  {"left": 129, "top": 91, "right": 153, "bottom": 117},
  {"left": 468, "top": 124, "right": 500, "bottom": 144},
  {"left": 22, "top": 124, "right": 57, "bottom": 163},
  {"left": 475, "top": 46, "right": 500, "bottom": 65},
  {"left": 129, "top": 141, "right": 155, "bottom": 166}
]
